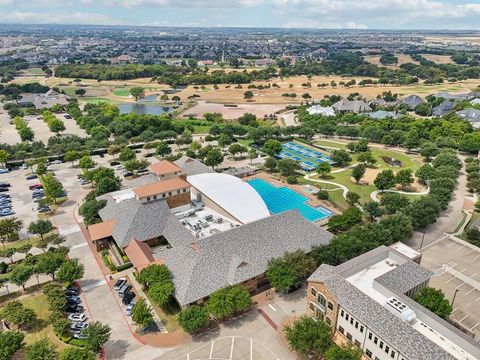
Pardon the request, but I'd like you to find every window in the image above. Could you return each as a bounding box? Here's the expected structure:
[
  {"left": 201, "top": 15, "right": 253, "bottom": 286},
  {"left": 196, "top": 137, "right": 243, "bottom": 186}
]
[
  {"left": 374, "top": 337, "right": 378, "bottom": 345},
  {"left": 391, "top": 351, "right": 396, "bottom": 358},
  {"left": 147, "top": 196, "right": 151, "bottom": 201},
  {"left": 355, "top": 321, "right": 358, "bottom": 329},
  {"left": 385, "top": 346, "right": 389, "bottom": 353},
  {"left": 339, "top": 326, "right": 344, "bottom": 334},
  {"left": 360, "top": 325, "right": 364, "bottom": 333},
  {"left": 309, "top": 302, "right": 315, "bottom": 311},
  {"left": 354, "top": 340, "right": 361, "bottom": 348},
  {"left": 366, "top": 350, "right": 372, "bottom": 358},
  {"left": 318, "top": 294, "right": 327, "bottom": 307},
  {"left": 368, "top": 333, "right": 372, "bottom": 340},
  {"left": 380, "top": 341, "right": 384, "bottom": 349},
  {"left": 345, "top": 314, "right": 349, "bottom": 321},
  {"left": 177, "top": 190, "right": 180, "bottom": 194},
  {"left": 328, "top": 301, "right": 334, "bottom": 310},
  {"left": 311, "top": 288, "right": 317, "bottom": 297},
  {"left": 350, "top": 317, "right": 354, "bottom": 325},
  {"left": 346, "top": 333, "right": 352, "bottom": 341},
  {"left": 340, "top": 310, "right": 344, "bottom": 317},
  {"left": 168, "top": 192, "right": 172, "bottom": 196},
  {"left": 162, "top": 193, "right": 166, "bottom": 197},
  {"left": 153, "top": 195, "right": 157, "bottom": 200},
  {"left": 326, "top": 317, "right": 331, "bottom": 325}
]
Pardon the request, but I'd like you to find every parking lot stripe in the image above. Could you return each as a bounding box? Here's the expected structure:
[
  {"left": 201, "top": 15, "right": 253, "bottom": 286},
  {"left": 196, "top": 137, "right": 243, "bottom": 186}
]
[
  {"left": 268, "top": 304, "right": 277, "bottom": 312},
  {"left": 250, "top": 338, "right": 253, "bottom": 360},
  {"left": 459, "top": 315, "right": 469, "bottom": 322},
  {"left": 446, "top": 276, "right": 457, "bottom": 283},
  {"left": 471, "top": 322, "right": 479, "bottom": 331},
  {"left": 229, "top": 337, "right": 235, "bottom": 360},
  {"left": 466, "top": 288, "right": 475, "bottom": 295},
  {"left": 209, "top": 341, "right": 214, "bottom": 359},
  {"left": 455, "top": 283, "right": 465, "bottom": 289},
  {"left": 475, "top": 254, "right": 480, "bottom": 259}
]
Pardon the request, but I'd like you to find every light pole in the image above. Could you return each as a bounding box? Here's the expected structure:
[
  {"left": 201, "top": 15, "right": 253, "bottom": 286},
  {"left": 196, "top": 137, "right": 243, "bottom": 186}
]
[
  {"left": 420, "top": 230, "right": 426, "bottom": 250},
  {"left": 451, "top": 289, "right": 459, "bottom": 307}
]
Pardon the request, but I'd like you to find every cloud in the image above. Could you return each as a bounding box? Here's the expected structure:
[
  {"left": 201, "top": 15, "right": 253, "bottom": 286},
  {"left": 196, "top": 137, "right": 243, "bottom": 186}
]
[
  {"left": 90, "top": 0, "right": 262, "bottom": 8},
  {"left": 0, "top": 11, "right": 125, "bottom": 25}
]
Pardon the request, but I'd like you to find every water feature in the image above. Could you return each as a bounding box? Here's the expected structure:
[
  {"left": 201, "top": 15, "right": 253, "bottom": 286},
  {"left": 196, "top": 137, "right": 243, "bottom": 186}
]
[{"left": 118, "top": 103, "right": 174, "bottom": 115}]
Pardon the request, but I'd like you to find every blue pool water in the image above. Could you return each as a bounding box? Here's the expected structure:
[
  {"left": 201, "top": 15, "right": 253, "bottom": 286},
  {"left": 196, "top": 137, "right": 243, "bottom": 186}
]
[{"left": 247, "top": 178, "right": 333, "bottom": 222}]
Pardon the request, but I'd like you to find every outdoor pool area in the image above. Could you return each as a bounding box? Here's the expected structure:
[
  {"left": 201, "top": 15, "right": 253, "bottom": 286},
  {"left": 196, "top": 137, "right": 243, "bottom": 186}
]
[
  {"left": 247, "top": 178, "right": 333, "bottom": 222},
  {"left": 277, "top": 141, "right": 334, "bottom": 171}
]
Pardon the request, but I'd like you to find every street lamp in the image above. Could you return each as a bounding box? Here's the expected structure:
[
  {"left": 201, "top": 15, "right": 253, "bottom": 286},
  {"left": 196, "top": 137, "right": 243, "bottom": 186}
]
[
  {"left": 420, "top": 230, "right": 426, "bottom": 250},
  {"left": 451, "top": 289, "right": 460, "bottom": 307}
]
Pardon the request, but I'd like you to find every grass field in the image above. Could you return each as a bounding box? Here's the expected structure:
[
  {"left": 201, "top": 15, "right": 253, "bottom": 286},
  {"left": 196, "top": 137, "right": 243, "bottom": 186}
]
[
  {"left": 314, "top": 139, "right": 348, "bottom": 150},
  {"left": 113, "top": 88, "right": 131, "bottom": 97},
  {"left": 364, "top": 54, "right": 418, "bottom": 68},
  {"left": 21, "top": 293, "right": 70, "bottom": 350},
  {"left": 79, "top": 97, "right": 122, "bottom": 105}
]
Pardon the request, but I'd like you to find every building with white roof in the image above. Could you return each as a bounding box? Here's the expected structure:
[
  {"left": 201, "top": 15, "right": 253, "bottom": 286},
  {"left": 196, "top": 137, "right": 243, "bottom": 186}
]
[
  {"left": 187, "top": 173, "right": 270, "bottom": 224},
  {"left": 307, "top": 105, "right": 335, "bottom": 116}
]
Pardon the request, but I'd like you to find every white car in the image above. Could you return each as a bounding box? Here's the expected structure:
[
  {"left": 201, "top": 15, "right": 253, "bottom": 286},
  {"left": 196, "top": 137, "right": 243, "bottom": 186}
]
[
  {"left": 68, "top": 313, "right": 87, "bottom": 323},
  {"left": 73, "top": 331, "right": 87, "bottom": 339},
  {"left": 125, "top": 301, "right": 136, "bottom": 316},
  {"left": 71, "top": 322, "right": 89, "bottom": 331},
  {"left": 114, "top": 165, "right": 124, "bottom": 170}
]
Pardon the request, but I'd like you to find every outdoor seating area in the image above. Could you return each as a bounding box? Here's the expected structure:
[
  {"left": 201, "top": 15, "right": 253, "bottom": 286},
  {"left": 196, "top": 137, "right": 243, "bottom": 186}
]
[{"left": 277, "top": 141, "right": 334, "bottom": 171}]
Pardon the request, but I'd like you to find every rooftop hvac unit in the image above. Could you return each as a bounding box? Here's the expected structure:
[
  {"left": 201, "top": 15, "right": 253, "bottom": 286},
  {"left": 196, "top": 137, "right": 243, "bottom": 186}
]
[{"left": 384, "top": 297, "right": 416, "bottom": 323}]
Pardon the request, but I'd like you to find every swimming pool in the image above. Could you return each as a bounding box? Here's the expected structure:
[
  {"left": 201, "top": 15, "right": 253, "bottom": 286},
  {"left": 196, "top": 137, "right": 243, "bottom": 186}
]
[{"left": 247, "top": 178, "right": 333, "bottom": 222}]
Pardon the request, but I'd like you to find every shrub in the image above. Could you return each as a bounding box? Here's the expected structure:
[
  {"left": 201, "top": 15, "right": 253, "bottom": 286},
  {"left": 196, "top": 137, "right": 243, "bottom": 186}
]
[
  {"left": 178, "top": 305, "right": 209, "bottom": 334},
  {"left": 316, "top": 190, "right": 329, "bottom": 200},
  {"left": 286, "top": 176, "right": 298, "bottom": 184}
]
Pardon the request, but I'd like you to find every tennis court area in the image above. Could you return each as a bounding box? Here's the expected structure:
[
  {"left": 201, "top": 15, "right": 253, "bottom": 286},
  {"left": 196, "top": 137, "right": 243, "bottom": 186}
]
[
  {"left": 247, "top": 178, "right": 333, "bottom": 222},
  {"left": 277, "top": 141, "right": 334, "bottom": 171}
]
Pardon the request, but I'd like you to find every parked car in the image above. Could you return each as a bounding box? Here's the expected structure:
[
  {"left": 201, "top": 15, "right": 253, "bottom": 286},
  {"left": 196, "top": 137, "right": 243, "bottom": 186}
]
[
  {"left": 29, "top": 184, "right": 43, "bottom": 190},
  {"left": 65, "top": 305, "right": 84, "bottom": 314},
  {"left": 0, "top": 182, "right": 11, "bottom": 188},
  {"left": 68, "top": 313, "right": 87, "bottom": 322},
  {"left": 64, "top": 115, "right": 72, "bottom": 120},
  {"left": 122, "top": 292, "right": 136, "bottom": 305},
  {"left": 135, "top": 169, "right": 148, "bottom": 174},
  {"left": 109, "top": 161, "right": 120, "bottom": 166},
  {"left": 122, "top": 171, "right": 133, "bottom": 177},
  {"left": 26, "top": 174, "right": 38, "bottom": 180},
  {"left": 38, "top": 206, "right": 51, "bottom": 213},
  {"left": 143, "top": 153, "right": 153, "bottom": 158},
  {"left": 118, "top": 284, "right": 132, "bottom": 297},
  {"left": 0, "top": 169, "right": 9, "bottom": 174},
  {"left": 71, "top": 322, "right": 88, "bottom": 331},
  {"left": 32, "top": 188, "right": 44, "bottom": 195},
  {"left": 124, "top": 301, "right": 136, "bottom": 316},
  {"left": 0, "top": 188, "right": 8, "bottom": 193},
  {"left": 114, "top": 165, "right": 124, "bottom": 171},
  {"left": 0, "top": 210, "right": 14, "bottom": 217},
  {"left": 65, "top": 288, "right": 80, "bottom": 296},
  {"left": 50, "top": 160, "right": 62, "bottom": 164},
  {"left": 73, "top": 331, "right": 87, "bottom": 339},
  {"left": 66, "top": 295, "right": 81, "bottom": 304},
  {"left": 113, "top": 278, "right": 127, "bottom": 291},
  {"left": 79, "top": 179, "right": 91, "bottom": 185}
]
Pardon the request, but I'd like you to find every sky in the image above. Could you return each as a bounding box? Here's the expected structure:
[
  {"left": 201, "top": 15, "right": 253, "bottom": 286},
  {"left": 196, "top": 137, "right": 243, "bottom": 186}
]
[{"left": 1, "top": 0, "right": 480, "bottom": 30}]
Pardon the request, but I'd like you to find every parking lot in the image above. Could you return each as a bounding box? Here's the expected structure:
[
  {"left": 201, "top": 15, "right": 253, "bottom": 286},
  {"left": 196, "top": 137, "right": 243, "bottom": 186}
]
[
  {"left": 421, "top": 235, "right": 480, "bottom": 339},
  {"left": 55, "top": 113, "right": 88, "bottom": 138},
  {"left": 0, "top": 110, "right": 21, "bottom": 145}
]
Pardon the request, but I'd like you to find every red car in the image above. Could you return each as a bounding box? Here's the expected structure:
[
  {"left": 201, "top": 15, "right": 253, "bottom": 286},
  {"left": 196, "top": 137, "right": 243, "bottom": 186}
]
[{"left": 29, "top": 184, "right": 43, "bottom": 190}]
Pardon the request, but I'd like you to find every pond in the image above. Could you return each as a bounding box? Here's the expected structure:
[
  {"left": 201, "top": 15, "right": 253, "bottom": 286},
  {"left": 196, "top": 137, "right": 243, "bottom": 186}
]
[
  {"left": 118, "top": 103, "right": 174, "bottom": 115},
  {"left": 382, "top": 156, "right": 403, "bottom": 167}
]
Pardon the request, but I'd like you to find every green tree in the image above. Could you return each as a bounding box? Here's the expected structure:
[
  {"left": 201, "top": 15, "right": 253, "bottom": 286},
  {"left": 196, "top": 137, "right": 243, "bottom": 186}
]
[
  {"left": 363, "top": 201, "right": 384, "bottom": 221},
  {"left": 415, "top": 164, "right": 435, "bottom": 185},
  {"left": 78, "top": 156, "right": 96, "bottom": 170},
  {"left": 403, "top": 131, "right": 421, "bottom": 152},
  {"left": 124, "top": 159, "right": 149, "bottom": 173},
  {"left": 316, "top": 162, "right": 331, "bottom": 178},
  {"left": 178, "top": 305, "right": 209, "bottom": 334},
  {"left": 0, "top": 330, "right": 24, "bottom": 360},
  {"left": 43, "top": 283, "right": 68, "bottom": 312},
  {"left": 380, "top": 192, "right": 410, "bottom": 214},
  {"left": 207, "top": 285, "right": 251, "bottom": 320},
  {"left": 132, "top": 298, "right": 154, "bottom": 328},
  {"left": 331, "top": 149, "right": 351, "bottom": 166},
  {"left": 0, "top": 301, "right": 37, "bottom": 330},
  {"left": 57, "top": 259, "right": 85, "bottom": 284},
  {"left": 284, "top": 316, "right": 332, "bottom": 357},
  {"left": 204, "top": 148, "right": 224, "bottom": 169},
  {"left": 25, "top": 339, "right": 57, "bottom": 360},
  {"left": 346, "top": 191, "right": 360, "bottom": 205},
  {"left": 420, "top": 142, "right": 439, "bottom": 161},
  {"left": 155, "top": 141, "right": 171, "bottom": 157},
  {"left": 324, "top": 345, "right": 362, "bottom": 360},
  {"left": 27, "top": 219, "right": 53, "bottom": 240},
  {"left": 35, "top": 161, "right": 47, "bottom": 176},
  {"left": 50, "top": 315, "right": 71, "bottom": 336},
  {"left": 396, "top": 168, "right": 414, "bottom": 190},
  {"left": 374, "top": 169, "right": 396, "bottom": 192},
  {"left": 148, "top": 282, "right": 174, "bottom": 306},
  {"left": 415, "top": 287, "right": 453, "bottom": 318},
  {"left": 35, "top": 252, "right": 65, "bottom": 279},
  {"left": 228, "top": 143, "right": 247, "bottom": 159},
  {"left": 63, "top": 150, "right": 81, "bottom": 166},
  {"left": 41, "top": 173, "right": 65, "bottom": 204},
  {"left": 75, "top": 88, "right": 86, "bottom": 97},
  {"left": 48, "top": 118, "right": 66, "bottom": 135},
  {"left": 0, "top": 150, "right": 10, "bottom": 167},
  {"left": 243, "top": 90, "right": 254, "bottom": 100},
  {"left": 277, "top": 159, "right": 299, "bottom": 176},
  {"left": 264, "top": 157, "right": 277, "bottom": 171},
  {"left": 327, "top": 206, "right": 362, "bottom": 232},
  {"left": 82, "top": 321, "right": 111, "bottom": 353},
  {"left": 351, "top": 164, "right": 366, "bottom": 184},
  {"left": 357, "top": 151, "right": 376, "bottom": 166},
  {"left": 248, "top": 148, "right": 257, "bottom": 165},
  {"left": 119, "top": 147, "right": 136, "bottom": 162},
  {"left": 263, "top": 139, "right": 282, "bottom": 157},
  {"left": 79, "top": 198, "right": 107, "bottom": 225},
  {"left": 9, "top": 264, "right": 33, "bottom": 291},
  {"left": 59, "top": 348, "right": 95, "bottom": 360},
  {"left": 96, "top": 177, "right": 121, "bottom": 196},
  {"left": 266, "top": 258, "right": 299, "bottom": 293},
  {"left": 137, "top": 264, "right": 171, "bottom": 286},
  {"left": 130, "top": 87, "right": 145, "bottom": 102},
  {"left": 107, "top": 145, "right": 120, "bottom": 159},
  {"left": 0, "top": 218, "right": 23, "bottom": 248},
  {"left": 408, "top": 196, "right": 441, "bottom": 230}
]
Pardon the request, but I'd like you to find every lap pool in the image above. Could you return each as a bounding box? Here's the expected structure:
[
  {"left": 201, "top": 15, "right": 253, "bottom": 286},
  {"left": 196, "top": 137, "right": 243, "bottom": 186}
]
[{"left": 247, "top": 178, "right": 333, "bottom": 222}]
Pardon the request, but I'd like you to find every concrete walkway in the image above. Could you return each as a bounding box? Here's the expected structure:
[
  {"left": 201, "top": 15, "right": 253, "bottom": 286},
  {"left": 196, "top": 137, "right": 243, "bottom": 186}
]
[
  {"left": 304, "top": 174, "right": 349, "bottom": 198},
  {"left": 370, "top": 186, "right": 430, "bottom": 202}
]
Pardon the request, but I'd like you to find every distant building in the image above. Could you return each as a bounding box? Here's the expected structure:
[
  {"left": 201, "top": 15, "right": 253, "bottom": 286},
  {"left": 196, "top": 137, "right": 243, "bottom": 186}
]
[
  {"left": 307, "top": 245, "right": 480, "bottom": 360},
  {"left": 471, "top": 98, "right": 480, "bottom": 105},
  {"left": 368, "top": 110, "right": 401, "bottom": 120},
  {"left": 433, "top": 100, "right": 455, "bottom": 117},
  {"left": 399, "top": 95, "right": 424, "bottom": 110},
  {"left": 197, "top": 60, "right": 215, "bottom": 66},
  {"left": 110, "top": 54, "right": 136, "bottom": 64},
  {"left": 222, "top": 166, "right": 256, "bottom": 179},
  {"left": 457, "top": 108, "right": 480, "bottom": 128},
  {"left": 307, "top": 105, "right": 335, "bottom": 116},
  {"left": 332, "top": 99, "right": 372, "bottom": 114},
  {"left": 17, "top": 89, "right": 69, "bottom": 110}
]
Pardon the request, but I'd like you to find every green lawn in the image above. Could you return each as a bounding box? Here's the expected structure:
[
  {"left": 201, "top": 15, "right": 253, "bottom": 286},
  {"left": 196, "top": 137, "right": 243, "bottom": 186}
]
[
  {"left": 314, "top": 140, "right": 347, "bottom": 150},
  {"left": 79, "top": 97, "right": 119, "bottom": 105},
  {"left": 62, "top": 87, "right": 78, "bottom": 97},
  {"left": 362, "top": 147, "right": 422, "bottom": 171},
  {"left": 113, "top": 88, "right": 131, "bottom": 97},
  {"left": 20, "top": 293, "right": 71, "bottom": 350}
]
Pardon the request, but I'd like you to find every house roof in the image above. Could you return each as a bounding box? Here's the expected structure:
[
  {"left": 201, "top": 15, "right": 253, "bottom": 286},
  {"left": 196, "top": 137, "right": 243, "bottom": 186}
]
[
  {"left": 98, "top": 196, "right": 194, "bottom": 248},
  {"left": 222, "top": 166, "right": 256, "bottom": 177},
  {"left": 133, "top": 178, "right": 190, "bottom": 198},
  {"left": 332, "top": 99, "right": 372, "bottom": 113},
  {"left": 148, "top": 160, "right": 183, "bottom": 176},
  {"left": 457, "top": 108, "right": 480, "bottom": 123},
  {"left": 173, "top": 155, "right": 214, "bottom": 176},
  {"left": 187, "top": 173, "right": 269, "bottom": 223},
  {"left": 307, "top": 105, "right": 335, "bottom": 116},
  {"left": 433, "top": 100, "right": 455, "bottom": 116},
  {"left": 162, "top": 210, "right": 333, "bottom": 306},
  {"left": 400, "top": 95, "right": 424, "bottom": 108},
  {"left": 87, "top": 219, "right": 116, "bottom": 241},
  {"left": 124, "top": 239, "right": 162, "bottom": 271},
  {"left": 368, "top": 110, "right": 400, "bottom": 120}
]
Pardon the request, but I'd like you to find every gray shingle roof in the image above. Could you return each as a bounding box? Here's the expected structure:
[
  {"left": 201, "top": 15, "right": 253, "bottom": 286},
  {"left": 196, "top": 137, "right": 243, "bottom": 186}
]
[
  {"left": 400, "top": 95, "right": 424, "bottom": 109},
  {"left": 433, "top": 100, "right": 455, "bottom": 117},
  {"left": 457, "top": 108, "right": 480, "bottom": 123},
  {"left": 368, "top": 110, "right": 400, "bottom": 120},
  {"left": 162, "top": 210, "right": 333, "bottom": 306},
  {"left": 174, "top": 155, "right": 214, "bottom": 176},
  {"left": 376, "top": 261, "right": 433, "bottom": 294},
  {"left": 332, "top": 99, "right": 372, "bottom": 113}
]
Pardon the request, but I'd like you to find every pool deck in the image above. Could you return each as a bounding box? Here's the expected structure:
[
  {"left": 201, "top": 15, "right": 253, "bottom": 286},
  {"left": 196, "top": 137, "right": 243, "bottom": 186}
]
[{"left": 243, "top": 172, "right": 340, "bottom": 226}]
